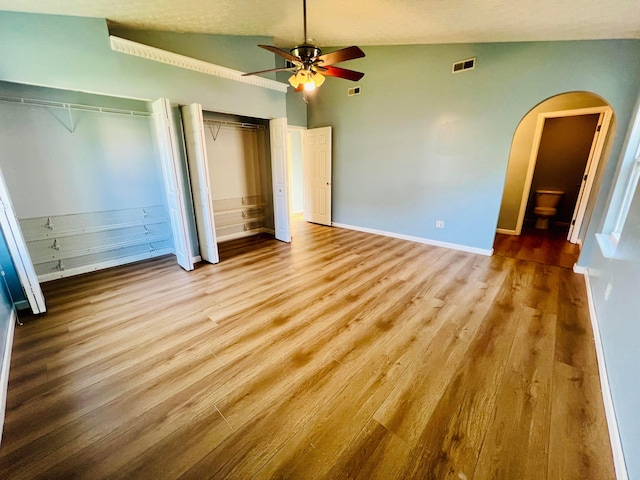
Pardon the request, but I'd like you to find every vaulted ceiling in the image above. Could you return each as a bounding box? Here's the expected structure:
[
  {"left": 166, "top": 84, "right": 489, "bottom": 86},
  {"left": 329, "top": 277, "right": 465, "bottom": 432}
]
[{"left": 1, "top": 0, "right": 639, "bottom": 47}]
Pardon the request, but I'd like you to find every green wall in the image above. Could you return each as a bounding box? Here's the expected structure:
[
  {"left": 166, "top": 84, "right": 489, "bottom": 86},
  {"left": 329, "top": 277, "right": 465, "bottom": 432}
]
[{"left": 308, "top": 40, "right": 640, "bottom": 251}]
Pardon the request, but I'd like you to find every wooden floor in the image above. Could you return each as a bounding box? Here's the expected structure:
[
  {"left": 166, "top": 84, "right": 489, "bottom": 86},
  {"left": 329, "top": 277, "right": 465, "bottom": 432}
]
[
  {"left": 493, "top": 224, "right": 581, "bottom": 269},
  {"left": 1, "top": 219, "right": 614, "bottom": 479}
]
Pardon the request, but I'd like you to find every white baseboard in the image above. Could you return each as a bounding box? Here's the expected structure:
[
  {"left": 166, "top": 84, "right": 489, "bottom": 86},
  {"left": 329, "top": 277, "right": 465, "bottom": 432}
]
[
  {"left": 332, "top": 222, "right": 493, "bottom": 256},
  {"left": 573, "top": 263, "right": 586, "bottom": 274},
  {"left": 192, "top": 255, "right": 202, "bottom": 263},
  {"left": 496, "top": 228, "right": 518, "bottom": 235},
  {"left": 0, "top": 307, "right": 16, "bottom": 447},
  {"left": 583, "top": 271, "right": 628, "bottom": 480}
]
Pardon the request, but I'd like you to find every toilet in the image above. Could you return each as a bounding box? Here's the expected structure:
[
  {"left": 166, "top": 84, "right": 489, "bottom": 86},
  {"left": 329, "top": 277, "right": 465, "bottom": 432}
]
[{"left": 533, "top": 190, "right": 564, "bottom": 229}]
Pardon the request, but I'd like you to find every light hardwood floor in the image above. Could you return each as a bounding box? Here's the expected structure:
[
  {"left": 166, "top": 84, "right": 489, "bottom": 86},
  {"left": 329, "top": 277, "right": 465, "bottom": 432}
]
[{"left": 1, "top": 219, "right": 614, "bottom": 479}]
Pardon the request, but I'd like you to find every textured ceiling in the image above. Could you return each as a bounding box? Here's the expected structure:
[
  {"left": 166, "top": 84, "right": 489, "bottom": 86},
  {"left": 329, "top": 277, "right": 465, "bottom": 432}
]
[{"left": 1, "top": 0, "right": 639, "bottom": 46}]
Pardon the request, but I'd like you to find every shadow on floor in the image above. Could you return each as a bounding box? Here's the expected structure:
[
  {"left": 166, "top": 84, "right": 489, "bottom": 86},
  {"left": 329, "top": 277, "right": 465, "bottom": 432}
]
[{"left": 493, "top": 224, "right": 580, "bottom": 269}]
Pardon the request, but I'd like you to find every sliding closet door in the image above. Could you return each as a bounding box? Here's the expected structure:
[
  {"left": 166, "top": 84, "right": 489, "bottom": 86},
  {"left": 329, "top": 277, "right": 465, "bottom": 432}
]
[
  {"left": 152, "top": 99, "right": 194, "bottom": 271},
  {"left": 270, "top": 118, "right": 291, "bottom": 242},
  {"left": 0, "top": 169, "right": 45, "bottom": 314},
  {"left": 181, "top": 104, "right": 219, "bottom": 264}
]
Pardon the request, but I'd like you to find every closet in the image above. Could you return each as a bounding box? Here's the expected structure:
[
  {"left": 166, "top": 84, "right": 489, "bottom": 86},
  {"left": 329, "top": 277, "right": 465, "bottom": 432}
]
[
  {"left": 181, "top": 105, "right": 289, "bottom": 263},
  {"left": 0, "top": 84, "right": 173, "bottom": 285},
  {"left": 202, "top": 111, "right": 274, "bottom": 242}
]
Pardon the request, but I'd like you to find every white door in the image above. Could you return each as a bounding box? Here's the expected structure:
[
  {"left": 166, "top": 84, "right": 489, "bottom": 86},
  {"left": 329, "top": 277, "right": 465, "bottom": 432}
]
[
  {"left": 0, "top": 170, "right": 45, "bottom": 314},
  {"left": 152, "top": 99, "right": 194, "bottom": 271},
  {"left": 270, "top": 118, "right": 291, "bottom": 242},
  {"left": 181, "top": 104, "right": 219, "bottom": 264},
  {"left": 303, "top": 127, "right": 332, "bottom": 226},
  {"left": 568, "top": 111, "right": 611, "bottom": 243}
]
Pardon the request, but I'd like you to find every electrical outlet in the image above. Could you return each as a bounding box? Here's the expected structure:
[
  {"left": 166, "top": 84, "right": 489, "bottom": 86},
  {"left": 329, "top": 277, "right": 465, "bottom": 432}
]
[{"left": 435, "top": 220, "right": 444, "bottom": 228}]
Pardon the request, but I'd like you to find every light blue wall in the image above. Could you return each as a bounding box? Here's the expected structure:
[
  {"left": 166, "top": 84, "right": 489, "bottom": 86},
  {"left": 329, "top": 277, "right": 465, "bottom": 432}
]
[
  {"left": 0, "top": 12, "right": 286, "bottom": 120},
  {"left": 0, "top": 229, "right": 23, "bottom": 304},
  {"left": 583, "top": 91, "right": 640, "bottom": 479},
  {"left": 308, "top": 40, "right": 640, "bottom": 251},
  {"left": 0, "top": 229, "right": 14, "bottom": 409}
]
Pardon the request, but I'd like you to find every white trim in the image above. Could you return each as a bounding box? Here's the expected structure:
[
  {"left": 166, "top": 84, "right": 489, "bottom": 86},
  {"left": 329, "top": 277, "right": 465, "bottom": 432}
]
[
  {"left": 0, "top": 308, "right": 16, "bottom": 446},
  {"left": 515, "top": 106, "right": 613, "bottom": 239},
  {"left": 572, "top": 263, "right": 586, "bottom": 274},
  {"left": 332, "top": 222, "right": 493, "bottom": 256},
  {"left": 496, "top": 228, "right": 518, "bottom": 235},
  {"left": 109, "top": 36, "right": 288, "bottom": 93},
  {"left": 568, "top": 111, "right": 613, "bottom": 243},
  {"left": 192, "top": 255, "right": 202, "bottom": 263},
  {"left": 583, "top": 272, "right": 628, "bottom": 480},
  {"left": 38, "top": 248, "right": 173, "bottom": 282},
  {"left": 596, "top": 233, "right": 619, "bottom": 259}
]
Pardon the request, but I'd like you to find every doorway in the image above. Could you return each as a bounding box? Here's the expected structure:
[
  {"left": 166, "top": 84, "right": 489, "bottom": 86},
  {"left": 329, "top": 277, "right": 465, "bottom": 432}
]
[
  {"left": 496, "top": 92, "right": 616, "bottom": 268},
  {"left": 525, "top": 113, "right": 600, "bottom": 234},
  {"left": 516, "top": 106, "right": 612, "bottom": 244}
]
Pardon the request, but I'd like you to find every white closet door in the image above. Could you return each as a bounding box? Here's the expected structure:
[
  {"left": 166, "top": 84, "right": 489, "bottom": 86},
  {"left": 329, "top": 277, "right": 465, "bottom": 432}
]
[
  {"left": 0, "top": 169, "right": 45, "bottom": 314},
  {"left": 152, "top": 99, "right": 194, "bottom": 271},
  {"left": 270, "top": 118, "right": 291, "bottom": 242},
  {"left": 181, "top": 104, "right": 219, "bottom": 264}
]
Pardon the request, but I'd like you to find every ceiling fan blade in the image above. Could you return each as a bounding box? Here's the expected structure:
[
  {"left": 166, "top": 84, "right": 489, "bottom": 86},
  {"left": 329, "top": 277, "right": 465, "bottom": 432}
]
[
  {"left": 258, "top": 44, "right": 301, "bottom": 64},
  {"left": 316, "top": 46, "right": 365, "bottom": 66},
  {"left": 242, "top": 67, "right": 297, "bottom": 77},
  {"left": 318, "top": 65, "right": 365, "bottom": 82}
]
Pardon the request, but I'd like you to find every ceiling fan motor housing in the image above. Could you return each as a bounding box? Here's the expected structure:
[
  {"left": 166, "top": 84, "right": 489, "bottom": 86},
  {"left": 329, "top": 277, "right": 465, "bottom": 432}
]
[{"left": 290, "top": 45, "right": 322, "bottom": 64}]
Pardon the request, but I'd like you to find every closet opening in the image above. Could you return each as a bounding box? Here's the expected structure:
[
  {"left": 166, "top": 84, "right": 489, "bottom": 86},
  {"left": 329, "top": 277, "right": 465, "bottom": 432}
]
[
  {"left": 0, "top": 82, "right": 176, "bottom": 314},
  {"left": 180, "top": 105, "right": 291, "bottom": 264},
  {"left": 202, "top": 112, "right": 274, "bottom": 242}
]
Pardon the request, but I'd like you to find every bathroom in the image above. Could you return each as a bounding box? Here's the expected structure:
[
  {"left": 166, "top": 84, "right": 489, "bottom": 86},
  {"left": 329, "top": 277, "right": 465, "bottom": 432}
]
[{"left": 525, "top": 113, "right": 601, "bottom": 234}]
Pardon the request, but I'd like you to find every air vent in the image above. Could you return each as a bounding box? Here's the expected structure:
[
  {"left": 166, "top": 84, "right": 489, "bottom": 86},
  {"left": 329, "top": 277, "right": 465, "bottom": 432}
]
[
  {"left": 348, "top": 86, "right": 361, "bottom": 96},
  {"left": 452, "top": 57, "right": 476, "bottom": 74}
]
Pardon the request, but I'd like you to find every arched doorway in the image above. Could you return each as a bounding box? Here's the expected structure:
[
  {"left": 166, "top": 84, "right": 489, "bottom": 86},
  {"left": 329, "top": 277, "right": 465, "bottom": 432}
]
[{"left": 495, "top": 92, "right": 616, "bottom": 267}]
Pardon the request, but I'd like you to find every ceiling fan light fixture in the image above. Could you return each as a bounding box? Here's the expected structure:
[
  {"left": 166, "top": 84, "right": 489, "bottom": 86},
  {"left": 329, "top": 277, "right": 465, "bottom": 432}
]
[
  {"left": 311, "top": 71, "right": 325, "bottom": 87},
  {"left": 289, "top": 69, "right": 318, "bottom": 90},
  {"left": 245, "top": 0, "right": 365, "bottom": 92},
  {"left": 288, "top": 73, "right": 301, "bottom": 88}
]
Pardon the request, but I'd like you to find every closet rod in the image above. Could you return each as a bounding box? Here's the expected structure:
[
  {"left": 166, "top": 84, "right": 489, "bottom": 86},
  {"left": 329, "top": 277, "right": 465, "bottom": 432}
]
[
  {"left": 0, "top": 96, "right": 152, "bottom": 117},
  {"left": 203, "top": 119, "right": 265, "bottom": 130}
]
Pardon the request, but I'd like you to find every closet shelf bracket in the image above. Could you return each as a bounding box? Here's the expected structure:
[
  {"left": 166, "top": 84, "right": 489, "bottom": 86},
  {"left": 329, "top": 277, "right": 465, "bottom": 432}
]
[{"left": 208, "top": 123, "right": 222, "bottom": 142}]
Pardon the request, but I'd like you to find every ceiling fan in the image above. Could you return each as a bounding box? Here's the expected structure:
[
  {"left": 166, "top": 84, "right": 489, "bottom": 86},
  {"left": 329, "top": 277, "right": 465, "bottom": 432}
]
[{"left": 242, "top": 0, "right": 365, "bottom": 92}]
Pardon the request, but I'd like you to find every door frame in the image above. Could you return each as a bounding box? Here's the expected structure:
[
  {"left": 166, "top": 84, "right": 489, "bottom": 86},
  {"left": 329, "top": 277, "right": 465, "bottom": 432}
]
[
  {"left": 287, "top": 125, "right": 307, "bottom": 216},
  {"left": 515, "top": 106, "right": 613, "bottom": 242},
  {"left": 0, "top": 169, "right": 46, "bottom": 314}
]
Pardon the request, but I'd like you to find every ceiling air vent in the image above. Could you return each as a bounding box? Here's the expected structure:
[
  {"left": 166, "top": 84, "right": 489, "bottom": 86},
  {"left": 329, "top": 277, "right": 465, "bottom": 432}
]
[
  {"left": 452, "top": 57, "right": 476, "bottom": 74},
  {"left": 348, "top": 86, "right": 361, "bottom": 96}
]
